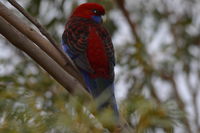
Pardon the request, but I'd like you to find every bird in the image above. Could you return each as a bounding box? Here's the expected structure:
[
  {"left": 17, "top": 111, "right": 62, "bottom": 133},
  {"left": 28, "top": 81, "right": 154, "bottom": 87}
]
[{"left": 62, "top": 2, "right": 119, "bottom": 122}]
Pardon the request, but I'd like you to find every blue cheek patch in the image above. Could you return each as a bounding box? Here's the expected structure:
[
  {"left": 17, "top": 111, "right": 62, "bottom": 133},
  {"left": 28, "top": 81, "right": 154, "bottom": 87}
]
[{"left": 92, "top": 16, "right": 102, "bottom": 23}]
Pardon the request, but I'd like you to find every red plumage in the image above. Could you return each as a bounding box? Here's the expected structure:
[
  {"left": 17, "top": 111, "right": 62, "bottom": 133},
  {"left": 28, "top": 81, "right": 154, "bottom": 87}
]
[
  {"left": 87, "top": 26, "right": 110, "bottom": 78},
  {"left": 62, "top": 3, "right": 115, "bottom": 80},
  {"left": 71, "top": 3, "right": 105, "bottom": 19}
]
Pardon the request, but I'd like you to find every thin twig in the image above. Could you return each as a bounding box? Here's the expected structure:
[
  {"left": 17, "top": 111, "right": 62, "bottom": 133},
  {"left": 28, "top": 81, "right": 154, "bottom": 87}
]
[
  {"left": 185, "top": 74, "right": 200, "bottom": 131},
  {"left": 115, "top": 0, "right": 141, "bottom": 43},
  {"left": 165, "top": 16, "right": 193, "bottom": 132},
  {"left": 161, "top": 73, "right": 193, "bottom": 133}
]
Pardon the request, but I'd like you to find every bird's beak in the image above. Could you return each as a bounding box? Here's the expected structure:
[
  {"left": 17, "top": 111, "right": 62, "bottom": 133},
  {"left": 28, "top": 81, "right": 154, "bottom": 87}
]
[{"left": 102, "top": 15, "right": 107, "bottom": 23}]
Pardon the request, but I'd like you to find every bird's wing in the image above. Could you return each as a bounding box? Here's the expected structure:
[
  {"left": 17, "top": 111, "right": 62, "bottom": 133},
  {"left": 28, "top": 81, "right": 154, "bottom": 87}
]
[
  {"left": 62, "top": 18, "right": 94, "bottom": 73},
  {"left": 98, "top": 26, "right": 115, "bottom": 79},
  {"left": 99, "top": 27, "right": 115, "bottom": 65}
]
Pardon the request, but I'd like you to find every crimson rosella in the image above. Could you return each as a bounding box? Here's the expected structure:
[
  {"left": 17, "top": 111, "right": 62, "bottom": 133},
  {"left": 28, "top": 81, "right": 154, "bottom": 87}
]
[{"left": 62, "top": 3, "right": 119, "bottom": 121}]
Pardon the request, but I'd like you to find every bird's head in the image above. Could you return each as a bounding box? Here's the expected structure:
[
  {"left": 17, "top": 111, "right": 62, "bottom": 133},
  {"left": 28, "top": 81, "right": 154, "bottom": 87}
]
[{"left": 71, "top": 3, "right": 105, "bottom": 23}]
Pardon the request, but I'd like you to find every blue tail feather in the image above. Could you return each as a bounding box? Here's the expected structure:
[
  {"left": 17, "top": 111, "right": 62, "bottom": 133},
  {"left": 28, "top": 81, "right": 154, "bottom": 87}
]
[{"left": 80, "top": 69, "right": 119, "bottom": 120}]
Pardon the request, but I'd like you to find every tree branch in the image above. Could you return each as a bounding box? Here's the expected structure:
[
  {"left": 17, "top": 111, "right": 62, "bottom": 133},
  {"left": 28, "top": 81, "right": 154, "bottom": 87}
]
[
  {"left": 7, "top": 0, "right": 58, "bottom": 48},
  {"left": 0, "top": 2, "right": 86, "bottom": 88},
  {"left": 0, "top": 16, "right": 89, "bottom": 98},
  {"left": 115, "top": 0, "right": 141, "bottom": 43},
  {"left": 7, "top": 0, "right": 73, "bottom": 68}
]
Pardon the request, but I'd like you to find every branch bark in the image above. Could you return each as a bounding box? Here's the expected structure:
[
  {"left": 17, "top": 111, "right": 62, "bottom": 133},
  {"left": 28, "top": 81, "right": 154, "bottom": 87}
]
[
  {"left": 0, "top": 2, "right": 86, "bottom": 88},
  {"left": 7, "top": 0, "right": 78, "bottom": 73},
  {"left": 7, "top": 0, "right": 62, "bottom": 52},
  {"left": 0, "top": 16, "right": 90, "bottom": 98}
]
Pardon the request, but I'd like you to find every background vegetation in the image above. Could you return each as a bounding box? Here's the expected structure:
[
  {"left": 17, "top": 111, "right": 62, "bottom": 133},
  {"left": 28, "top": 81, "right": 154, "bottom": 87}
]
[{"left": 0, "top": 0, "right": 200, "bottom": 133}]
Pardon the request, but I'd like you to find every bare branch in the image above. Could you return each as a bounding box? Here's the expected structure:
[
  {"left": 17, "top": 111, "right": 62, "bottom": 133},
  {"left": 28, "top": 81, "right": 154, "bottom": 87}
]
[
  {"left": 115, "top": 0, "right": 141, "bottom": 43},
  {"left": 0, "top": 16, "right": 90, "bottom": 98},
  {"left": 7, "top": 0, "right": 73, "bottom": 69},
  {"left": 0, "top": 2, "right": 86, "bottom": 88}
]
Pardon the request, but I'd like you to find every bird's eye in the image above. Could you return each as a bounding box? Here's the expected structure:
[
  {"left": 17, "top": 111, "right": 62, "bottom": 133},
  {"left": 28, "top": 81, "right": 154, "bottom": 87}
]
[{"left": 93, "top": 9, "right": 97, "bottom": 14}]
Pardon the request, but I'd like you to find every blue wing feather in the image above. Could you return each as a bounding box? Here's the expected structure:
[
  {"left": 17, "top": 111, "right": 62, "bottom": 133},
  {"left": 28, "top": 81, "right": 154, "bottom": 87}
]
[{"left": 61, "top": 39, "right": 79, "bottom": 59}]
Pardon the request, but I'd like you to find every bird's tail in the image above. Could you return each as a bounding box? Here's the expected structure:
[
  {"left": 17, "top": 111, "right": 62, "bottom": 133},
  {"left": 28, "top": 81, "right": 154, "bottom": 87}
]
[
  {"left": 80, "top": 69, "right": 119, "bottom": 122},
  {"left": 95, "top": 84, "right": 119, "bottom": 120}
]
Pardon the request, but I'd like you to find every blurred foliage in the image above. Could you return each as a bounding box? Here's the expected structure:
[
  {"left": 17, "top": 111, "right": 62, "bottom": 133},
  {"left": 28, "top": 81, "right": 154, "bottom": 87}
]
[
  {"left": 1, "top": 0, "right": 200, "bottom": 133},
  {"left": 0, "top": 56, "right": 110, "bottom": 133}
]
